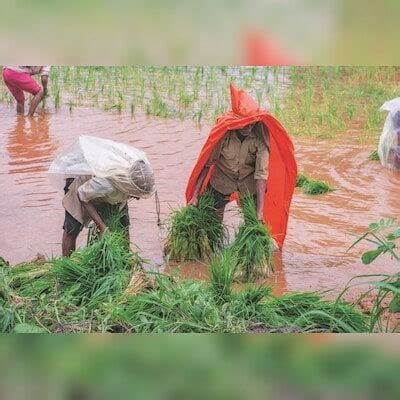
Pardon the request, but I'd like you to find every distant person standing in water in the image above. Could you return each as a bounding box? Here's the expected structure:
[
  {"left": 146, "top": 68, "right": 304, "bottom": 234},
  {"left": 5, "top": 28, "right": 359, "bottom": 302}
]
[{"left": 2, "top": 66, "right": 51, "bottom": 116}]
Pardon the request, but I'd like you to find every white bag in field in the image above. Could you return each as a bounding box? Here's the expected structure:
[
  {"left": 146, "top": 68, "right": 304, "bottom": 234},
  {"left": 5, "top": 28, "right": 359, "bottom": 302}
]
[
  {"left": 378, "top": 98, "right": 400, "bottom": 170},
  {"left": 48, "top": 136, "right": 155, "bottom": 198}
]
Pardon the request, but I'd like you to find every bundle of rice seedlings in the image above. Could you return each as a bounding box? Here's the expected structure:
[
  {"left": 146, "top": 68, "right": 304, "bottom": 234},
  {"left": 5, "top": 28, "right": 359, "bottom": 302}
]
[
  {"left": 0, "top": 257, "right": 9, "bottom": 268},
  {"left": 368, "top": 150, "right": 380, "bottom": 161},
  {"left": 209, "top": 250, "right": 235, "bottom": 303},
  {"left": 229, "top": 195, "right": 275, "bottom": 281},
  {"left": 7, "top": 262, "right": 55, "bottom": 298},
  {"left": 116, "top": 275, "right": 215, "bottom": 332},
  {"left": 164, "top": 191, "right": 227, "bottom": 262},
  {"left": 0, "top": 299, "right": 17, "bottom": 333},
  {"left": 115, "top": 274, "right": 249, "bottom": 333},
  {"left": 231, "top": 285, "right": 273, "bottom": 326},
  {"left": 261, "top": 292, "right": 368, "bottom": 333},
  {"left": 54, "top": 231, "right": 142, "bottom": 309},
  {"left": 87, "top": 208, "right": 129, "bottom": 246},
  {"left": 123, "top": 268, "right": 155, "bottom": 297},
  {"left": 296, "top": 172, "right": 334, "bottom": 195}
]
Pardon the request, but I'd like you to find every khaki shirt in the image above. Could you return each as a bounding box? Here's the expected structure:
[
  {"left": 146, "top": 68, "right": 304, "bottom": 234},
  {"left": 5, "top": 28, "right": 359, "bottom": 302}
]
[
  {"left": 62, "top": 176, "right": 129, "bottom": 225},
  {"left": 206, "top": 122, "right": 270, "bottom": 195},
  {"left": 4, "top": 66, "right": 51, "bottom": 76}
]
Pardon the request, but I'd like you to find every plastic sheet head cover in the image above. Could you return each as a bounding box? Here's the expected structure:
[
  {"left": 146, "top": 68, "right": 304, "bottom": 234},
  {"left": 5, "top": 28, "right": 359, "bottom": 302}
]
[
  {"left": 378, "top": 98, "right": 400, "bottom": 170},
  {"left": 48, "top": 135, "right": 156, "bottom": 198}
]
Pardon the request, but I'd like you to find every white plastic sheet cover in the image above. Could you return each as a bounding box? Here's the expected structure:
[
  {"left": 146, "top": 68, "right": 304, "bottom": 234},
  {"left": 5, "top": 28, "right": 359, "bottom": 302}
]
[
  {"left": 378, "top": 98, "right": 400, "bottom": 170},
  {"left": 48, "top": 136, "right": 155, "bottom": 198}
]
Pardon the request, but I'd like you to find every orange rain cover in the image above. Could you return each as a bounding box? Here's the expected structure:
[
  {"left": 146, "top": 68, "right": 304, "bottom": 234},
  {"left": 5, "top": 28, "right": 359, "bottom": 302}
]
[{"left": 185, "top": 83, "right": 297, "bottom": 249}]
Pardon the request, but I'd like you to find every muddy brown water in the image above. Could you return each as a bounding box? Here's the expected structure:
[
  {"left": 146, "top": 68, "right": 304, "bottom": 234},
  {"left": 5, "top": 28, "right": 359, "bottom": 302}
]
[{"left": 0, "top": 104, "right": 399, "bottom": 296}]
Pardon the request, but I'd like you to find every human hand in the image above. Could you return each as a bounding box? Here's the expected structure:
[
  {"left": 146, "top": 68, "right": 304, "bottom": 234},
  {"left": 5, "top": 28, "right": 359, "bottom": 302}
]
[
  {"left": 99, "top": 224, "right": 109, "bottom": 236},
  {"left": 188, "top": 194, "right": 199, "bottom": 207}
]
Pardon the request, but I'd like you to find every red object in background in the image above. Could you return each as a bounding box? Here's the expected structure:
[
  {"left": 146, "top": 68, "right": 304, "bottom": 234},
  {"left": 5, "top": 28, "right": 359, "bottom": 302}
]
[
  {"left": 185, "top": 83, "right": 297, "bottom": 249},
  {"left": 244, "top": 30, "right": 299, "bottom": 66}
]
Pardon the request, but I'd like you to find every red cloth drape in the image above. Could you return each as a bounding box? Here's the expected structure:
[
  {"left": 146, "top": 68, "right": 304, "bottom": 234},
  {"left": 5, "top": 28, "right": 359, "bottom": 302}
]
[{"left": 185, "top": 83, "right": 297, "bottom": 249}]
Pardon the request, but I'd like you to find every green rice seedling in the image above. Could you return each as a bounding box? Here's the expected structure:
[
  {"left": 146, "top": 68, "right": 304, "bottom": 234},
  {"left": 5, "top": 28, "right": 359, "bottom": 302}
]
[
  {"left": 368, "top": 149, "right": 380, "bottom": 161},
  {"left": 0, "top": 299, "right": 19, "bottom": 333},
  {"left": 87, "top": 208, "right": 130, "bottom": 246},
  {"left": 52, "top": 82, "right": 61, "bottom": 109},
  {"left": 296, "top": 172, "right": 334, "bottom": 195},
  {"left": 261, "top": 292, "right": 368, "bottom": 333},
  {"left": 302, "top": 179, "right": 333, "bottom": 195},
  {"left": 229, "top": 195, "right": 274, "bottom": 281},
  {"left": 5, "top": 261, "right": 54, "bottom": 299},
  {"left": 295, "top": 172, "right": 309, "bottom": 187},
  {"left": 179, "top": 90, "right": 191, "bottom": 108},
  {"left": 66, "top": 101, "right": 75, "bottom": 111},
  {"left": 209, "top": 250, "right": 235, "bottom": 304},
  {"left": 54, "top": 231, "right": 141, "bottom": 309},
  {"left": 114, "top": 274, "right": 245, "bottom": 333},
  {"left": 230, "top": 285, "right": 273, "bottom": 325},
  {"left": 164, "top": 191, "right": 227, "bottom": 262}
]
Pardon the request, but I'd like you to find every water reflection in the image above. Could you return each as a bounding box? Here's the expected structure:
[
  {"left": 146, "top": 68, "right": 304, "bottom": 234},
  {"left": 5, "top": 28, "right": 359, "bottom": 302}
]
[{"left": 6, "top": 114, "right": 57, "bottom": 176}]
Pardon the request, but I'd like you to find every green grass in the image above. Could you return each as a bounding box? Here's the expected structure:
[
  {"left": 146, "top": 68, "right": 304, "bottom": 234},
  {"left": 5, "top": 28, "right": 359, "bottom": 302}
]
[
  {"left": 296, "top": 172, "right": 334, "bottom": 195},
  {"left": 164, "top": 191, "right": 227, "bottom": 262},
  {"left": 368, "top": 149, "right": 380, "bottom": 161},
  {"left": 337, "top": 219, "right": 400, "bottom": 332},
  {"left": 229, "top": 195, "right": 275, "bottom": 281}
]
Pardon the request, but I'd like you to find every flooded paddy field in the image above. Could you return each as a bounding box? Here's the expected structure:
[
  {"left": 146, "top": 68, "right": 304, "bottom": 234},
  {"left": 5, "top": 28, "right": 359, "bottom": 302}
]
[{"left": 0, "top": 103, "right": 398, "bottom": 297}]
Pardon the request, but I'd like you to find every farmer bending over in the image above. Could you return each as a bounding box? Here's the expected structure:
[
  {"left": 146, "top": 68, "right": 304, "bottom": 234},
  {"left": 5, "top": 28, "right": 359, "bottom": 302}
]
[
  {"left": 2, "top": 66, "right": 51, "bottom": 116},
  {"left": 188, "top": 121, "right": 269, "bottom": 222},
  {"left": 62, "top": 160, "right": 155, "bottom": 256}
]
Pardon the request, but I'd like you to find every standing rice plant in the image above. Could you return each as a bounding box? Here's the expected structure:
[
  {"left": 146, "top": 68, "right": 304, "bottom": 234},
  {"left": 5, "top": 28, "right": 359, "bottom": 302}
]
[
  {"left": 229, "top": 195, "right": 274, "bottom": 281},
  {"left": 164, "top": 191, "right": 227, "bottom": 262}
]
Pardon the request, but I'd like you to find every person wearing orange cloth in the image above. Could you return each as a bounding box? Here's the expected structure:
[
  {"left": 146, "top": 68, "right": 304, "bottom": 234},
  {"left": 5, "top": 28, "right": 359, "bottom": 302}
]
[
  {"left": 186, "top": 83, "right": 297, "bottom": 249},
  {"left": 188, "top": 121, "right": 270, "bottom": 222}
]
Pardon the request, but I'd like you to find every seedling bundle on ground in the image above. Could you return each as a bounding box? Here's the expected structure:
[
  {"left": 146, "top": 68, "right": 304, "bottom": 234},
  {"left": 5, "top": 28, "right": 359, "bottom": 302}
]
[
  {"left": 368, "top": 149, "right": 380, "bottom": 161},
  {"left": 1, "top": 217, "right": 398, "bottom": 332},
  {"left": 296, "top": 172, "right": 334, "bottom": 195}
]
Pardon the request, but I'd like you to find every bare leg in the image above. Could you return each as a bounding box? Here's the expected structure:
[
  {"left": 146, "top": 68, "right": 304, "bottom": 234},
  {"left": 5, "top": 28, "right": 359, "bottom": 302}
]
[
  {"left": 16, "top": 101, "right": 24, "bottom": 114},
  {"left": 124, "top": 226, "right": 130, "bottom": 244},
  {"left": 215, "top": 205, "right": 226, "bottom": 222},
  {"left": 62, "top": 230, "right": 79, "bottom": 257},
  {"left": 28, "top": 89, "right": 44, "bottom": 116}
]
